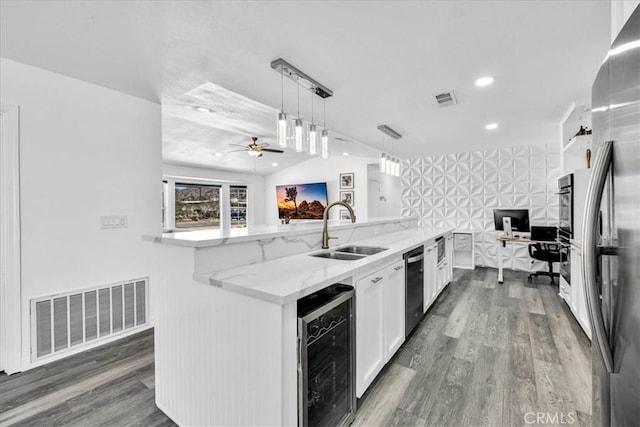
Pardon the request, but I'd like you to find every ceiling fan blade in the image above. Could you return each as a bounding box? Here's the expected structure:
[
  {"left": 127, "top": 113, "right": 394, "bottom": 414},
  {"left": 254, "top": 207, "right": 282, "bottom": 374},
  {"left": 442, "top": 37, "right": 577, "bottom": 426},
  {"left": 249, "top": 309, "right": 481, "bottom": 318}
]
[
  {"left": 257, "top": 142, "right": 270, "bottom": 148},
  {"left": 226, "top": 149, "right": 248, "bottom": 153},
  {"left": 229, "top": 143, "right": 249, "bottom": 148},
  {"left": 261, "top": 148, "right": 284, "bottom": 153}
]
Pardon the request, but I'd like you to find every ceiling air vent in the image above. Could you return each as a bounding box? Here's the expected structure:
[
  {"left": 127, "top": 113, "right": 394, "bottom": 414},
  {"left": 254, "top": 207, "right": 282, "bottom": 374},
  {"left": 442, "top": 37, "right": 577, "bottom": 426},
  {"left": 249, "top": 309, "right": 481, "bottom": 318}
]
[{"left": 434, "top": 91, "right": 457, "bottom": 107}]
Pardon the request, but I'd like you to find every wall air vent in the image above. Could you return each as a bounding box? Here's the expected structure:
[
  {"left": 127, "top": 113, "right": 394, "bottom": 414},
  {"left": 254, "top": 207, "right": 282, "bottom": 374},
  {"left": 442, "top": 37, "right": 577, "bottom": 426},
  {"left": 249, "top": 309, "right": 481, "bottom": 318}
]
[
  {"left": 434, "top": 91, "right": 457, "bottom": 107},
  {"left": 30, "top": 277, "right": 149, "bottom": 362}
]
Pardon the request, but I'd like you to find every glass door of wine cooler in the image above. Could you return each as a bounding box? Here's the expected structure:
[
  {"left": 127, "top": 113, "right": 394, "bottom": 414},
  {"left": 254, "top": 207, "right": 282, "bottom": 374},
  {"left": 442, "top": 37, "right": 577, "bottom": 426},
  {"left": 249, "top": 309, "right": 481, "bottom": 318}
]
[{"left": 297, "top": 284, "right": 355, "bottom": 427}]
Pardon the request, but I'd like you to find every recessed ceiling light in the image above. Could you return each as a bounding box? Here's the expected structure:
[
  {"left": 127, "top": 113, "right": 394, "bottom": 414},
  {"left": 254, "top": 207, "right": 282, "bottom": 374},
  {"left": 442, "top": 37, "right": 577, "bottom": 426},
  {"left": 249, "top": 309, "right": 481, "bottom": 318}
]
[
  {"left": 196, "top": 107, "right": 211, "bottom": 113},
  {"left": 214, "top": 152, "right": 223, "bottom": 157},
  {"left": 342, "top": 152, "right": 349, "bottom": 156},
  {"left": 485, "top": 123, "right": 499, "bottom": 130},
  {"left": 475, "top": 76, "right": 494, "bottom": 87},
  {"left": 272, "top": 162, "right": 278, "bottom": 167}
]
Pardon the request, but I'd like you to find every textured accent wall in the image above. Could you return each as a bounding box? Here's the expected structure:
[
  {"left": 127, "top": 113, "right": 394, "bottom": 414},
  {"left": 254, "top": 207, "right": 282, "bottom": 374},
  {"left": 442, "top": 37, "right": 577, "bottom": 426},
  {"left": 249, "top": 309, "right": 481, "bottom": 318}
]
[{"left": 401, "top": 144, "right": 561, "bottom": 272}]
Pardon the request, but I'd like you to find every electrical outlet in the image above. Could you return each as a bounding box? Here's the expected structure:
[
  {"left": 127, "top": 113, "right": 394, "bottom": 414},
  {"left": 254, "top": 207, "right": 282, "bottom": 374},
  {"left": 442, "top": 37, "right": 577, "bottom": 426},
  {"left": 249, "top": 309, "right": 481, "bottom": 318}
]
[{"left": 100, "top": 215, "right": 128, "bottom": 229}]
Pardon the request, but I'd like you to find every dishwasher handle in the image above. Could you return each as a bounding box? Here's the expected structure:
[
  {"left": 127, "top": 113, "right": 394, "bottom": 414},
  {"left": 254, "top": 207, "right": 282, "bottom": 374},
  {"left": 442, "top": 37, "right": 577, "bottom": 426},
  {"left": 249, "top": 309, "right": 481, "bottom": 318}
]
[{"left": 406, "top": 254, "right": 424, "bottom": 264}]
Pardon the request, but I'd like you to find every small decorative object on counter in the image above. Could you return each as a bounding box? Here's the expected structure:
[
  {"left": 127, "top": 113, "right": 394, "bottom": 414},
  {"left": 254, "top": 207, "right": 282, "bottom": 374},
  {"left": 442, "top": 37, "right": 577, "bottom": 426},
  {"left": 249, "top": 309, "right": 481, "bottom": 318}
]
[
  {"left": 586, "top": 148, "right": 592, "bottom": 168},
  {"left": 574, "top": 125, "right": 592, "bottom": 138}
]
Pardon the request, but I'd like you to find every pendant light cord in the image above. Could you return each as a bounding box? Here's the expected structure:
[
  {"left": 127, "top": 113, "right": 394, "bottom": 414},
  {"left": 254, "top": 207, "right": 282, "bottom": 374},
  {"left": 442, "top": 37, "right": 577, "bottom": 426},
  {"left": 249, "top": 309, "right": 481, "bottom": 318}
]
[
  {"left": 323, "top": 99, "right": 326, "bottom": 128},
  {"left": 297, "top": 79, "right": 300, "bottom": 117},
  {"left": 281, "top": 72, "right": 284, "bottom": 111}
]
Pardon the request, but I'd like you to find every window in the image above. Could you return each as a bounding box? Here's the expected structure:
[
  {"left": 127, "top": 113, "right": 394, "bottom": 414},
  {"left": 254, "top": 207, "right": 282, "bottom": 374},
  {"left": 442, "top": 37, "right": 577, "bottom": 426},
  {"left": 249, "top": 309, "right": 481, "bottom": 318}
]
[
  {"left": 230, "top": 186, "right": 247, "bottom": 228},
  {"left": 174, "top": 183, "right": 221, "bottom": 229}
]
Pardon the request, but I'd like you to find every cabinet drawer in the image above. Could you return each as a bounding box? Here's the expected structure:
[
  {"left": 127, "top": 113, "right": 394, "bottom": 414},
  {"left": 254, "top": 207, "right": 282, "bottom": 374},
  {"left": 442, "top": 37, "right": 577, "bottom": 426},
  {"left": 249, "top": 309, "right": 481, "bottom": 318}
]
[{"left": 454, "top": 234, "right": 473, "bottom": 251}]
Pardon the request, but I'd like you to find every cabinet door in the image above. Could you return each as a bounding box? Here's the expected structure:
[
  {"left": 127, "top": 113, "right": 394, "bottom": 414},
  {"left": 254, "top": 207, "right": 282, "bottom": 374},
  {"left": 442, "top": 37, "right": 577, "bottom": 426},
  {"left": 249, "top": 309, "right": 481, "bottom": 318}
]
[
  {"left": 424, "top": 243, "right": 437, "bottom": 311},
  {"left": 356, "top": 271, "right": 385, "bottom": 397},
  {"left": 437, "top": 261, "right": 447, "bottom": 293},
  {"left": 570, "top": 248, "right": 592, "bottom": 338},
  {"left": 446, "top": 235, "right": 454, "bottom": 282},
  {"left": 383, "top": 261, "right": 405, "bottom": 361}
]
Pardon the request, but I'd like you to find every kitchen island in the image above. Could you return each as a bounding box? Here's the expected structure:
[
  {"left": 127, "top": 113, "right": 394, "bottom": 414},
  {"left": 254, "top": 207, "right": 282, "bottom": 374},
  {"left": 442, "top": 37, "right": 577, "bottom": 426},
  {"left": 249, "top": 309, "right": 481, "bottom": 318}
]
[{"left": 145, "top": 218, "right": 453, "bottom": 426}]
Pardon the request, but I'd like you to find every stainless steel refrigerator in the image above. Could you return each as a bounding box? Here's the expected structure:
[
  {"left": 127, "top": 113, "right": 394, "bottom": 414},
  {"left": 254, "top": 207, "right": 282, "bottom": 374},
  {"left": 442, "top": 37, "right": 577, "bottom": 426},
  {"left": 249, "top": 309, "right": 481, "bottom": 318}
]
[{"left": 584, "top": 5, "right": 640, "bottom": 426}]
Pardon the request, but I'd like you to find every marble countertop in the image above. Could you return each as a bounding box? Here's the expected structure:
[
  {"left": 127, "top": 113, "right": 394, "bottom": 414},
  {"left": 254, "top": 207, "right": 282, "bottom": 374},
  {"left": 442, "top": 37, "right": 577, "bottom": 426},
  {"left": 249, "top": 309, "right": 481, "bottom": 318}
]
[
  {"left": 197, "top": 226, "right": 454, "bottom": 305},
  {"left": 143, "top": 216, "right": 413, "bottom": 248}
]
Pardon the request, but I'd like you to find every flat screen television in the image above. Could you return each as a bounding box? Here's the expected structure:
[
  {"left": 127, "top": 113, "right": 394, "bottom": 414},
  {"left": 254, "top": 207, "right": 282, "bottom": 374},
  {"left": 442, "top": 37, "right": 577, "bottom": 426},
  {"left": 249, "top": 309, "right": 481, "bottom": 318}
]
[
  {"left": 493, "top": 209, "right": 530, "bottom": 232},
  {"left": 276, "top": 182, "right": 328, "bottom": 220}
]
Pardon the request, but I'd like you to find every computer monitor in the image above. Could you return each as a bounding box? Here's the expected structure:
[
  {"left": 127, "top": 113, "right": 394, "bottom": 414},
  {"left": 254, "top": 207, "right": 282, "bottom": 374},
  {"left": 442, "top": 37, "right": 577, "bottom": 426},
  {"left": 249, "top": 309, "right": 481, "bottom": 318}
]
[{"left": 493, "top": 209, "right": 530, "bottom": 232}]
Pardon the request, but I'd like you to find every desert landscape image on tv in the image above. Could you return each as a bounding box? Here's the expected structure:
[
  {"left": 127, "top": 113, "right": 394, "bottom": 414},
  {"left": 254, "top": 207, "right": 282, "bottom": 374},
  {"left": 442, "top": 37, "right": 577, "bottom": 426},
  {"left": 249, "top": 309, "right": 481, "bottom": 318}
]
[{"left": 276, "top": 182, "right": 328, "bottom": 220}]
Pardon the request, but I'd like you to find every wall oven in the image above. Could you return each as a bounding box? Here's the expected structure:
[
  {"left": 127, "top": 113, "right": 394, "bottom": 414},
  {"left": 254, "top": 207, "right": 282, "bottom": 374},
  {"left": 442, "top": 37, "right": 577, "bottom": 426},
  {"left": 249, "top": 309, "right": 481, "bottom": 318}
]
[
  {"left": 558, "top": 173, "right": 573, "bottom": 240},
  {"left": 297, "top": 284, "right": 356, "bottom": 427},
  {"left": 559, "top": 236, "right": 571, "bottom": 284}
]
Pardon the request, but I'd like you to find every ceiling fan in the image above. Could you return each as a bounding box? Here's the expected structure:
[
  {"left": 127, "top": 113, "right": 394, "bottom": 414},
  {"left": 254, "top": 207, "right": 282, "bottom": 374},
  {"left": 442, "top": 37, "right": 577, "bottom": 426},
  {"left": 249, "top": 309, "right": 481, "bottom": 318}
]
[{"left": 228, "top": 137, "right": 284, "bottom": 157}]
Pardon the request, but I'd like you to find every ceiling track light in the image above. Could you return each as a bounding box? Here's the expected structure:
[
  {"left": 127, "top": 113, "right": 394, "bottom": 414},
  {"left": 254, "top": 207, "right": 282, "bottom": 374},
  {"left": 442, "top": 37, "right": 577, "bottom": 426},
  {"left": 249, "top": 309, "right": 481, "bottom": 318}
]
[
  {"left": 271, "top": 58, "right": 333, "bottom": 99},
  {"left": 377, "top": 124, "right": 402, "bottom": 140},
  {"left": 272, "top": 58, "right": 333, "bottom": 159}
]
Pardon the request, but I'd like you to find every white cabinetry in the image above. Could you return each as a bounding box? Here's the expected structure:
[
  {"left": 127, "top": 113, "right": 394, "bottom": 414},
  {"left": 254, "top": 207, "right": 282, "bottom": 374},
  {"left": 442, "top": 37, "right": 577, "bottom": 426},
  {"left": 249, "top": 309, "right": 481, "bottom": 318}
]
[
  {"left": 424, "top": 241, "right": 437, "bottom": 312},
  {"left": 383, "top": 260, "right": 405, "bottom": 360},
  {"left": 453, "top": 232, "right": 475, "bottom": 269},
  {"left": 569, "top": 243, "right": 592, "bottom": 339},
  {"left": 355, "top": 258, "right": 405, "bottom": 397},
  {"left": 446, "top": 234, "right": 454, "bottom": 282}
]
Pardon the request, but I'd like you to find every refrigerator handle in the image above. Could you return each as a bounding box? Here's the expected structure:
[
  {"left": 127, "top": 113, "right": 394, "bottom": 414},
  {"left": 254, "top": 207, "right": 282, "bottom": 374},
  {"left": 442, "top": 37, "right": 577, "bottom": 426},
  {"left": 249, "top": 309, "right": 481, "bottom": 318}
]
[{"left": 582, "top": 140, "right": 615, "bottom": 374}]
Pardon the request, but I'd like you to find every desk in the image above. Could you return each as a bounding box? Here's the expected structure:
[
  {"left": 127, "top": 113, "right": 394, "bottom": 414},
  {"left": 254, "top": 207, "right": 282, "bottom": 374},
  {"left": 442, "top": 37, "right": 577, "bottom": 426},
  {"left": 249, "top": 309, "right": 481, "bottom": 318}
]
[{"left": 496, "top": 235, "right": 558, "bottom": 283}]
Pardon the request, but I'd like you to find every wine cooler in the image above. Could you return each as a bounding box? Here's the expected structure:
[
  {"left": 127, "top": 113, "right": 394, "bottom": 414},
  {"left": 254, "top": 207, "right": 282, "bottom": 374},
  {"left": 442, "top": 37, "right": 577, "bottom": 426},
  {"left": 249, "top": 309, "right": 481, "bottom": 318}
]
[{"left": 297, "top": 284, "right": 356, "bottom": 427}]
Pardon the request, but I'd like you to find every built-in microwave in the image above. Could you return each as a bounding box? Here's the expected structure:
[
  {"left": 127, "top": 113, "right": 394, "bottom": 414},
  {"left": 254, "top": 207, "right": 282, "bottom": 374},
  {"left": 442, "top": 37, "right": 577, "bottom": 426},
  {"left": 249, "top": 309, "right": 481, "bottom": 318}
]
[{"left": 436, "top": 237, "right": 445, "bottom": 264}]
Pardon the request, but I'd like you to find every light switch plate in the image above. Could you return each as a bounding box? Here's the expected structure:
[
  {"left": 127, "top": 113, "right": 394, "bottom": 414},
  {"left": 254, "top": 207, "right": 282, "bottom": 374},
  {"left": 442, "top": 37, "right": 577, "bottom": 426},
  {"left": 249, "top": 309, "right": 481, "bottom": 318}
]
[{"left": 100, "top": 215, "right": 128, "bottom": 229}]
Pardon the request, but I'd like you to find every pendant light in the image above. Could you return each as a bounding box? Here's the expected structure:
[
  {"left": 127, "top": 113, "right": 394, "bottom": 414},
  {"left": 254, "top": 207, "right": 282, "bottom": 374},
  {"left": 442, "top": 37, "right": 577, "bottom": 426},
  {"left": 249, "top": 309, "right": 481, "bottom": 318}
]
[
  {"left": 321, "top": 99, "right": 329, "bottom": 159},
  {"left": 277, "top": 72, "right": 288, "bottom": 148},
  {"left": 308, "top": 92, "right": 317, "bottom": 155},
  {"left": 380, "top": 153, "right": 386, "bottom": 173},
  {"left": 294, "top": 81, "right": 305, "bottom": 152}
]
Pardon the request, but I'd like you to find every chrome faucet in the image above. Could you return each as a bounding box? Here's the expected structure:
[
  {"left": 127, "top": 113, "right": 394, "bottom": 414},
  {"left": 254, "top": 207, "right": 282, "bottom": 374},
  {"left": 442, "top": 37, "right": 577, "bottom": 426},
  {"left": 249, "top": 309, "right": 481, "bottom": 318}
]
[{"left": 321, "top": 201, "right": 356, "bottom": 249}]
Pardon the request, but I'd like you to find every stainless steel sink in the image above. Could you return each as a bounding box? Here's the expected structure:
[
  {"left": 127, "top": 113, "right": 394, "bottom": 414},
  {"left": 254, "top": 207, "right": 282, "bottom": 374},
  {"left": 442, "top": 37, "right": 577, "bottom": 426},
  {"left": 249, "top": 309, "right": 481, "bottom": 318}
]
[
  {"left": 334, "top": 245, "right": 388, "bottom": 256},
  {"left": 309, "top": 251, "right": 366, "bottom": 261}
]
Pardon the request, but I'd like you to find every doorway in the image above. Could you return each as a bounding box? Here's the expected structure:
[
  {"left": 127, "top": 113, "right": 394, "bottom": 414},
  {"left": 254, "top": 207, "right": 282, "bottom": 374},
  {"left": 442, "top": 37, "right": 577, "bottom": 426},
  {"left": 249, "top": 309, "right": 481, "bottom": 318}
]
[{"left": 0, "top": 104, "right": 22, "bottom": 374}]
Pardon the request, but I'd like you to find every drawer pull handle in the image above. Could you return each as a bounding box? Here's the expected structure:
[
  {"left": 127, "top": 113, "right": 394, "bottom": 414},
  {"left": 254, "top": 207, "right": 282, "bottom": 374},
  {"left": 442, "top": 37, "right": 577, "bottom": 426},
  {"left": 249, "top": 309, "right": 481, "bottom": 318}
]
[
  {"left": 371, "top": 277, "right": 383, "bottom": 284},
  {"left": 394, "top": 266, "right": 403, "bottom": 271}
]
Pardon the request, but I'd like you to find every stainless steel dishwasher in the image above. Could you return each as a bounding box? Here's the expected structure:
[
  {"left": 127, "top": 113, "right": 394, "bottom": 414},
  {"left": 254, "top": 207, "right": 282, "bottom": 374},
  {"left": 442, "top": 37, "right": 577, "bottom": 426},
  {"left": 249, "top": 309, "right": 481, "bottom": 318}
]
[{"left": 404, "top": 246, "right": 424, "bottom": 336}]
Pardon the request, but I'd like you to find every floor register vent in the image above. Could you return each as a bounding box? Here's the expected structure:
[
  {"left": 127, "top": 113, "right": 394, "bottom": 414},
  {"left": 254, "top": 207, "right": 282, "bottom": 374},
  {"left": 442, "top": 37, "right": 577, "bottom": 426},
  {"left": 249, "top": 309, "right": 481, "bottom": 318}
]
[{"left": 30, "top": 277, "right": 149, "bottom": 361}]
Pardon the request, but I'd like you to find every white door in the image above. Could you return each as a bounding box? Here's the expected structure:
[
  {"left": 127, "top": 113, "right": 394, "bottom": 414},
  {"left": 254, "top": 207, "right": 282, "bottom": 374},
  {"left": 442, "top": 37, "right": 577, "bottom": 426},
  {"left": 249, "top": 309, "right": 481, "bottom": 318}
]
[{"left": 0, "top": 104, "right": 22, "bottom": 374}]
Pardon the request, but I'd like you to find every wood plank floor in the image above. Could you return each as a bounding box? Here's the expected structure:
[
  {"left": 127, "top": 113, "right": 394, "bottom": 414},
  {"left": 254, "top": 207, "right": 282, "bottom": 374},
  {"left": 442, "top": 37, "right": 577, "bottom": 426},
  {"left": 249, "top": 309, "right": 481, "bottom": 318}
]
[
  {"left": 355, "top": 267, "right": 592, "bottom": 427},
  {"left": 0, "top": 267, "right": 591, "bottom": 427}
]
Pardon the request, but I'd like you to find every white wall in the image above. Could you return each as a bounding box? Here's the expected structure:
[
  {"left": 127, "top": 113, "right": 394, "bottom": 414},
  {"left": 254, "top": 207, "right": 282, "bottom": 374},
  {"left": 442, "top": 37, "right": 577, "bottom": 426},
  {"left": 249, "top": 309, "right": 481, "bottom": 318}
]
[
  {"left": 367, "top": 164, "right": 401, "bottom": 218},
  {"left": 611, "top": 0, "right": 639, "bottom": 42},
  {"left": 163, "top": 163, "right": 266, "bottom": 225},
  {"left": 401, "top": 143, "right": 561, "bottom": 272},
  {"left": 0, "top": 58, "right": 162, "bottom": 370},
  {"left": 264, "top": 155, "right": 372, "bottom": 224}
]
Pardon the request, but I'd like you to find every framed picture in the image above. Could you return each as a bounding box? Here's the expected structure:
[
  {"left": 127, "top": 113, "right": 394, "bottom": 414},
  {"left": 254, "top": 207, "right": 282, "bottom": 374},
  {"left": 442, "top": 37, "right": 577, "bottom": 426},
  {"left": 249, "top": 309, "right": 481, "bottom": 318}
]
[
  {"left": 339, "top": 172, "right": 354, "bottom": 189},
  {"left": 339, "top": 191, "right": 354, "bottom": 206},
  {"left": 339, "top": 209, "right": 352, "bottom": 220}
]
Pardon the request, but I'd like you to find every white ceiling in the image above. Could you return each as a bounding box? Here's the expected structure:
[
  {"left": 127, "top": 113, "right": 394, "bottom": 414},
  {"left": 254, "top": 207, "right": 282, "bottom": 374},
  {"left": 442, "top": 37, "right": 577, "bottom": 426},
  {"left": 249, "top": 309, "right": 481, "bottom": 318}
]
[{"left": 1, "top": 1, "right": 611, "bottom": 174}]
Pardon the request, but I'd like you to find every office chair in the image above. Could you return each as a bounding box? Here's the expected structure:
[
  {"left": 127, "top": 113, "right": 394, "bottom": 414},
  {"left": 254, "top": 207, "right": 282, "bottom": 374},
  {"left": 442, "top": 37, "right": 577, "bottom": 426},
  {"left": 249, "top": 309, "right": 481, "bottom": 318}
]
[{"left": 527, "top": 226, "right": 564, "bottom": 284}]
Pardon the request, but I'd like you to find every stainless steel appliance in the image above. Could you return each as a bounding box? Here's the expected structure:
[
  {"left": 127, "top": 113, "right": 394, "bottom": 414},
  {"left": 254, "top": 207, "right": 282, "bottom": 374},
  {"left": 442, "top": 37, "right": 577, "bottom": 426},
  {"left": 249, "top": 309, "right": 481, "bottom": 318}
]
[
  {"left": 585, "top": 7, "right": 639, "bottom": 426},
  {"left": 404, "top": 246, "right": 424, "bottom": 337},
  {"left": 558, "top": 173, "right": 573, "bottom": 240},
  {"left": 297, "top": 284, "right": 356, "bottom": 427},
  {"left": 436, "top": 236, "right": 445, "bottom": 264}
]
